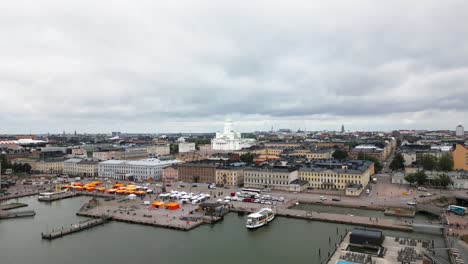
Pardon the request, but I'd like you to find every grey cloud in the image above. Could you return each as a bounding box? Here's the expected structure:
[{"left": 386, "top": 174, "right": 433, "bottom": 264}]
[{"left": 1, "top": 0, "right": 468, "bottom": 133}]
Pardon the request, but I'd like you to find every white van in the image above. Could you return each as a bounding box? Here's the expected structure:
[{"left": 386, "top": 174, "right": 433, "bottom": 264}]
[{"left": 418, "top": 187, "right": 427, "bottom": 191}]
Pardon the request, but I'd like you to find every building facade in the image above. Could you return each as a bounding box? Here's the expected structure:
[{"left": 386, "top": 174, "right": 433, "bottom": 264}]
[
  {"left": 298, "top": 160, "right": 374, "bottom": 196},
  {"left": 451, "top": 144, "right": 468, "bottom": 171},
  {"left": 244, "top": 167, "right": 308, "bottom": 192},
  {"left": 162, "top": 166, "right": 179, "bottom": 183},
  {"left": 456, "top": 125, "right": 465, "bottom": 137},
  {"left": 178, "top": 142, "right": 196, "bottom": 153},
  {"left": 211, "top": 119, "right": 255, "bottom": 151},
  {"left": 215, "top": 167, "right": 244, "bottom": 186},
  {"left": 98, "top": 158, "right": 181, "bottom": 181},
  {"left": 147, "top": 144, "right": 170, "bottom": 156},
  {"left": 178, "top": 162, "right": 217, "bottom": 183},
  {"left": 32, "top": 159, "right": 64, "bottom": 174}
]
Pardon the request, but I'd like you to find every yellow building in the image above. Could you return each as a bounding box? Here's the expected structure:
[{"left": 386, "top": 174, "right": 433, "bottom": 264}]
[
  {"left": 298, "top": 160, "right": 374, "bottom": 196},
  {"left": 215, "top": 167, "right": 244, "bottom": 186},
  {"left": 451, "top": 144, "right": 468, "bottom": 170},
  {"left": 33, "top": 159, "right": 64, "bottom": 174},
  {"left": 286, "top": 148, "right": 333, "bottom": 160}
]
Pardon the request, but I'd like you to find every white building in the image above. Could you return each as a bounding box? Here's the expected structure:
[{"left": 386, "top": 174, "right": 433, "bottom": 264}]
[
  {"left": 456, "top": 124, "right": 464, "bottom": 137},
  {"left": 178, "top": 142, "right": 196, "bottom": 153},
  {"left": 98, "top": 158, "right": 181, "bottom": 181},
  {"left": 211, "top": 119, "right": 255, "bottom": 151}
]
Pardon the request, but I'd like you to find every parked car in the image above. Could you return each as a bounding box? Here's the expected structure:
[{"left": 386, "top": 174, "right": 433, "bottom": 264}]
[
  {"left": 365, "top": 189, "right": 370, "bottom": 195},
  {"left": 418, "top": 187, "right": 427, "bottom": 191},
  {"left": 407, "top": 201, "right": 417, "bottom": 206},
  {"left": 320, "top": 196, "right": 327, "bottom": 201},
  {"left": 332, "top": 198, "right": 341, "bottom": 202}
]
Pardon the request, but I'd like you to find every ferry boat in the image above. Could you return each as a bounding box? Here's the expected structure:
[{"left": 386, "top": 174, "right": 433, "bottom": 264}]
[{"left": 246, "top": 208, "right": 275, "bottom": 229}]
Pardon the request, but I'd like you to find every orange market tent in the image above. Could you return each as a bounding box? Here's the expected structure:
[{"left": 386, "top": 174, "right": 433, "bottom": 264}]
[
  {"left": 85, "top": 187, "right": 95, "bottom": 192},
  {"left": 73, "top": 182, "right": 83, "bottom": 186},
  {"left": 116, "top": 190, "right": 126, "bottom": 195},
  {"left": 126, "top": 190, "right": 136, "bottom": 194},
  {"left": 91, "top": 181, "right": 101, "bottom": 186},
  {"left": 136, "top": 191, "right": 146, "bottom": 196},
  {"left": 107, "top": 189, "right": 117, "bottom": 194},
  {"left": 74, "top": 186, "right": 84, "bottom": 191},
  {"left": 98, "top": 187, "right": 106, "bottom": 192},
  {"left": 113, "top": 183, "right": 124, "bottom": 188},
  {"left": 151, "top": 201, "right": 165, "bottom": 209},
  {"left": 63, "top": 184, "right": 72, "bottom": 189},
  {"left": 165, "top": 202, "right": 180, "bottom": 210}
]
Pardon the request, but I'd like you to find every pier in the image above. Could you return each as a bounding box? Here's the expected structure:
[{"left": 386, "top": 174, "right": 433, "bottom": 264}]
[
  {"left": 41, "top": 216, "right": 111, "bottom": 240},
  {"left": 0, "top": 202, "right": 28, "bottom": 210},
  {"left": 232, "top": 207, "right": 414, "bottom": 232},
  {"left": 0, "top": 210, "right": 36, "bottom": 219},
  {"left": 38, "top": 191, "right": 77, "bottom": 202}
]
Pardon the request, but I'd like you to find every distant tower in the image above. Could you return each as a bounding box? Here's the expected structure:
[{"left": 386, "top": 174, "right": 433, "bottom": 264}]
[
  {"left": 63, "top": 130, "right": 66, "bottom": 136},
  {"left": 341, "top": 124, "right": 345, "bottom": 133},
  {"left": 74, "top": 130, "right": 77, "bottom": 136},
  {"left": 456, "top": 124, "right": 464, "bottom": 137}
]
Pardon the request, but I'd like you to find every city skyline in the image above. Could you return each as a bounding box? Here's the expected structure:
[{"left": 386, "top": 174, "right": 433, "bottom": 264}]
[{"left": 1, "top": 0, "right": 468, "bottom": 133}]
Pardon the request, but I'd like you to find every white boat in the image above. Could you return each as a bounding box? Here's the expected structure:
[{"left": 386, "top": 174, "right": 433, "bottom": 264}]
[{"left": 246, "top": 208, "right": 275, "bottom": 229}]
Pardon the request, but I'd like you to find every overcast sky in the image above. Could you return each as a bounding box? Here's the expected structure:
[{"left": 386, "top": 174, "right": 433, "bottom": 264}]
[{"left": 1, "top": 0, "right": 467, "bottom": 134}]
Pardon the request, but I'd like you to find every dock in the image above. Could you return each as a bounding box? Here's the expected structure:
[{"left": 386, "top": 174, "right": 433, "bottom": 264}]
[
  {"left": 41, "top": 216, "right": 111, "bottom": 240},
  {"left": 232, "top": 207, "right": 414, "bottom": 232},
  {"left": 0, "top": 202, "right": 28, "bottom": 211},
  {"left": 0, "top": 210, "right": 36, "bottom": 219},
  {"left": 38, "top": 191, "right": 77, "bottom": 202}
]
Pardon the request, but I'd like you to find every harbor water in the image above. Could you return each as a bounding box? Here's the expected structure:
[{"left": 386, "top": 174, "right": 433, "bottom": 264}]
[{"left": 0, "top": 196, "right": 447, "bottom": 264}]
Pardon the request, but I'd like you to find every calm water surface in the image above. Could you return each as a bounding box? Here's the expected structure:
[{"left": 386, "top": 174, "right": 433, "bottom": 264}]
[{"left": 0, "top": 196, "right": 446, "bottom": 264}]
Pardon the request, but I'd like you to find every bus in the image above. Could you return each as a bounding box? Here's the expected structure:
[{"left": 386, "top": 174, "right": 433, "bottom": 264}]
[
  {"left": 241, "top": 188, "right": 261, "bottom": 196},
  {"left": 447, "top": 205, "right": 467, "bottom": 216}
]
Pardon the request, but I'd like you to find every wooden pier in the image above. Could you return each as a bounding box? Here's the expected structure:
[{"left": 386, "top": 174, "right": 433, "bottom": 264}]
[{"left": 41, "top": 216, "right": 111, "bottom": 240}]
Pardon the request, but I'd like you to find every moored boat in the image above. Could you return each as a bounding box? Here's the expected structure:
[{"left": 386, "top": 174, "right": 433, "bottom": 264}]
[{"left": 246, "top": 208, "right": 275, "bottom": 229}]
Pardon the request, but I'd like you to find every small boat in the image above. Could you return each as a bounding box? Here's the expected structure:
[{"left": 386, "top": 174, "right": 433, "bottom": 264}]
[{"left": 246, "top": 208, "right": 275, "bottom": 229}]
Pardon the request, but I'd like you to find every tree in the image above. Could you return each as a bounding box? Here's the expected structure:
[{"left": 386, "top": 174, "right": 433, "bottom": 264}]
[
  {"left": 414, "top": 170, "right": 428, "bottom": 186},
  {"left": 420, "top": 155, "right": 437, "bottom": 171},
  {"left": 332, "top": 149, "right": 348, "bottom": 160},
  {"left": 357, "top": 153, "right": 382, "bottom": 172},
  {"left": 436, "top": 174, "right": 453, "bottom": 188},
  {"left": 169, "top": 144, "right": 179, "bottom": 154},
  {"left": 437, "top": 154, "right": 453, "bottom": 171},
  {"left": 404, "top": 173, "right": 416, "bottom": 186},
  {"left": 240, "top": 152, "right": 255, "bottom": 163},
  {"left": 389, "top": 152, "right": 405, "bottom": 171}
]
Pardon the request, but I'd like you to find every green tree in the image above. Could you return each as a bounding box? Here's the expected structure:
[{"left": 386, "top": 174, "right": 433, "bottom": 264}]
[
  {"left": 414, "top": 170, "right": 428, "bottom": 186},
  {"left": 240, "top": 152, "right": 255, "bottom": 163},
  {"left": 437, "top": 154, "right": 453, "bottom": 171},
  {"left": 357, "top": 153, "right": 382, "bottom": 172},
  {"left": 420, "top": 155, "right": 437, "bottom": 171},
  {"left": 389, "top": 152, "right": 405, "bottom": 171},
  {"left": 436, "top": 174, "right": 453, "bottom": 188},
  {"left": 404, "top": 173, "right": 416, "bottom": 186},
  {"left": 332, "top": 149, "right": 348, "bottom": 160},
  {"left": 169, "top": 144, "right": 179, "bottom": 154}
]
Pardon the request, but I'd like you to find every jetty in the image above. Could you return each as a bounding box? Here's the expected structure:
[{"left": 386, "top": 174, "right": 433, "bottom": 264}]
[
  {"left": 38, "top": 191, "right": 76, "bottom": 202},
  {"left": 0, "top": 202, "right": 28, "bottom": 211},
  {"left": 232, "top": 207, "right": 414, "bottom": 232},
  {"left": 41, "top": 216, "right": 111, "bottom": 240},
  {"left": 0, "top": 210, "right": 36, "bottom": 219}
]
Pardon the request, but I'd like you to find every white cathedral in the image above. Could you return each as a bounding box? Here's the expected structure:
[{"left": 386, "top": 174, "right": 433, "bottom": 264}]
[{"left": 211, "top": 119, "right": 256, "bottom": 151}]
